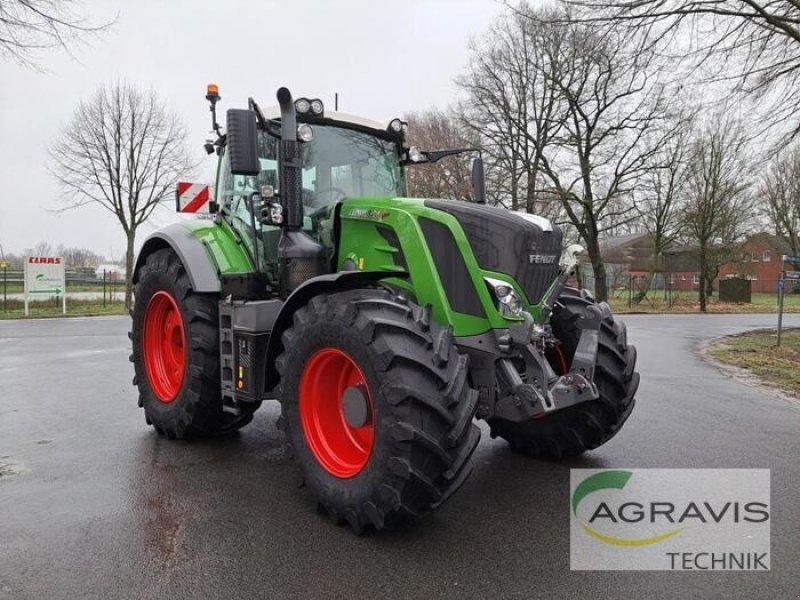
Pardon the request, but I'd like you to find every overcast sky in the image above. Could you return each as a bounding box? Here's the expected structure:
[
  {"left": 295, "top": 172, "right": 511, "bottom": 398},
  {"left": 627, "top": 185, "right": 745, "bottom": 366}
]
[{"left": 0, "top": 0, "right": 504, "bottom": 259}]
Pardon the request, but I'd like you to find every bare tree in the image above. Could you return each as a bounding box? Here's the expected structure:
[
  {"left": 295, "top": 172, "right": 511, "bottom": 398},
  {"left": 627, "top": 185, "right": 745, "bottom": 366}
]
[
  {"left": 457, "top": 7, "right": 565, "bottom": 217},
  {"left": 459, "top": 5, "right": 675, "bottom": 300},
  {"left": 681, "top": 121, "right": 753, "bottom": 311},
  {"left": 404, "top": 108, "right": 477, "bottom": 201},
  {"left": 541, "top": 20, "right": 673, "bottom": 301},
  {"left": 0, "top": 0, "right": 113, "bottom": 67},
  {"left": 761, "top": 147, "right": 800, "bottom": 256},
  {"left": 56, "top": 244, "right": 101, "bottom": 268},
  {"left": 564, "top": 0, "right": 800, "bottom": 139},
  {"left": 632, "top": 116, "right": 693, "bottom": 298},
  {"left": 50, "top": 82, "right": 193, "bottom": 308},
  {"left": 26, "top": 240, "right": 53, "bottom": 256}
]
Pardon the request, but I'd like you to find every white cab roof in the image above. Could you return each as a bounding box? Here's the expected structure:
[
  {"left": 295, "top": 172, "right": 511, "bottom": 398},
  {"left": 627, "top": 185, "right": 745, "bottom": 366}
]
[{"left": 258, "top": 104, "right": 391, "bottom": 132}]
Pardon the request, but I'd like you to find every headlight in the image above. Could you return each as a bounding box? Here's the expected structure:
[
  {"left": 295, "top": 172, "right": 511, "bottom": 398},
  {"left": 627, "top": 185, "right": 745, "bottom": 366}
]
[
  {"left": 485, "top": 277, "right": 524, "bottom": 317},
  {"left": 297, "top": 123, "right": 314, "bottom": 142},
  {"left": 310, "top": 99, "right": 324, "bottom": 115}
]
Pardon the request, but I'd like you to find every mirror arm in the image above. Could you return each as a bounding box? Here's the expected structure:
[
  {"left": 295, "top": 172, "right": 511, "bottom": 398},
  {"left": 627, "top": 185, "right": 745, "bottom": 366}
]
[
  {"left": 402, "top": 147, "right": 481, "bottom": 166},
  {"left": 426, "top": 147, "right": 481, "bottom": 163}
]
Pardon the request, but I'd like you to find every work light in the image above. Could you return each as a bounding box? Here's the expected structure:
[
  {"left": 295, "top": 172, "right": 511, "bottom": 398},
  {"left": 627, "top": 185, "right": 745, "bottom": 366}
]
[
  {"left": 389, "top": 118, "right": 403, "bottom": 133},
  {"left": 295, "top": 98, "right": 311, "bottom": 114},
  {"left": 297, "top": 124, "right": 314, "bottom": 142},
  {"left": 407, "top": 146, "right": 426, "bottom": 163}
]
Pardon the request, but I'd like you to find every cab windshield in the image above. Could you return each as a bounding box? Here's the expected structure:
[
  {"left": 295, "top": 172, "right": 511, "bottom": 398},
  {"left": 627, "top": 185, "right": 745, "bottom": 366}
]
[
  {"left": 221, "top": 124, "right": 406, "bottom": 215},
  {"left": 297, "top": 125, "right": 406, "bottom": 205}
]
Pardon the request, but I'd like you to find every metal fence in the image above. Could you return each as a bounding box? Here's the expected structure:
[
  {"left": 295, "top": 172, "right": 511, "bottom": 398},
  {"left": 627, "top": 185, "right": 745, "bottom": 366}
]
[
  {"left": 603, "top": 275, "right": 795, "bottom": 309},
  {"left": 1, "top": 269, "right": 125, "bottom": 312}
]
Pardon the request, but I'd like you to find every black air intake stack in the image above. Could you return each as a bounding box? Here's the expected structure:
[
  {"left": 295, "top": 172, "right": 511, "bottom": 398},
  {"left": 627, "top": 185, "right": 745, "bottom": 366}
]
[
  {"left": 276, "top": 87, "right": 328, "bottom": 298},
  {"left": 277, "top": 87, "right": 302, "bottom": 229}
]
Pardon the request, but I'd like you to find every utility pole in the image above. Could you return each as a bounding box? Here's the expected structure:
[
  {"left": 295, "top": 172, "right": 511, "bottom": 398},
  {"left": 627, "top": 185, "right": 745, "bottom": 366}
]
[
  {"left": 1, "top": 261, "right": 7, "bottom": 313},
  {"left": 777, "top": 255, "right": 786, "bottom": 347},
  {"left": 778, "top": 253, "right": 800, "bottom": 346},
  {"left": 0, "top": 243, "right": 7, "bottom": 313}
]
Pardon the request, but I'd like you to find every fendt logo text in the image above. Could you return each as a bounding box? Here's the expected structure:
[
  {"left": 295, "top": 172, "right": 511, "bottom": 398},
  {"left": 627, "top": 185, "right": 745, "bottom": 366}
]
[
  {"left": 528, "top": 253, "right": 556, "bottom": 264},
  {"left": 570, "top": 469, "right": 770, "bottom": 571}
]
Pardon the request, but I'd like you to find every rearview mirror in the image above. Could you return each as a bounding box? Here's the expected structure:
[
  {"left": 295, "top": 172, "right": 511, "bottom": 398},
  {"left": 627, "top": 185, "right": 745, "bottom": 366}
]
[
  {"left": 226, "top": 109, "right": 259, "bottom": 176},
  {"left": 471, "top": 157, "right": 487, "bottom": 204}
]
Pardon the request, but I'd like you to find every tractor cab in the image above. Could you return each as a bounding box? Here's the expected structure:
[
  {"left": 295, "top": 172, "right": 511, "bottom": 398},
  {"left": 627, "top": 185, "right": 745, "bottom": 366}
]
[
  {"left": 215, "top": 102, "right": 409, "bottom": 292},
  {"left": 190, "top": 84, "right": 485, "bottom": 299}
]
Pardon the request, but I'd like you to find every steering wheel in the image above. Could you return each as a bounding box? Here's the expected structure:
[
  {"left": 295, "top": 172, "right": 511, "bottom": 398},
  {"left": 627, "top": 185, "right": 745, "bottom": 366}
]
[{"left": 313, "top": 186, "right": 348, "bottom": 205}]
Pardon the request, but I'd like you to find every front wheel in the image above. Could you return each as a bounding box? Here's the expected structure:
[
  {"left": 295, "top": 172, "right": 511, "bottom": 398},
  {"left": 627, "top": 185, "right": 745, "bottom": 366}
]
[{"left": 275, "top": 289, "right": 481, "bottom": 533}]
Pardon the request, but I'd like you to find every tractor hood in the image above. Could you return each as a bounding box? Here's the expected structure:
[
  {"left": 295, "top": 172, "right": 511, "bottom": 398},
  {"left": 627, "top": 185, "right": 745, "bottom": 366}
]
[{"left": 424, "top": 200, "right": 563, "bottom": 304}]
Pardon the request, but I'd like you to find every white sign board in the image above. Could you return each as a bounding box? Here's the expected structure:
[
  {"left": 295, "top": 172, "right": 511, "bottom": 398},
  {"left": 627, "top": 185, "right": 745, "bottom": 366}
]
[{"left": 24, "top": 256, "right": 66, "bottom": 315}]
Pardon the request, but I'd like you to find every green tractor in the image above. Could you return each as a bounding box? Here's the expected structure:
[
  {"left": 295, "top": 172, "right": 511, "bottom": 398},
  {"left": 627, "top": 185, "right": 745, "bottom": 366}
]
[{"left": 130, "top": 84, "right": 639, "bottom": 532}]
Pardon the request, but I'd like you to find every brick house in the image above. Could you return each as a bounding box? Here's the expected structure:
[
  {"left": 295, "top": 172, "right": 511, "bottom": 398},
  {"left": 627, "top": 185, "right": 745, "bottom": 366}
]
[
  {"left": 580, "top": 232, "right": 665, "bottom": 292},
  {"left": 593, "top": 232, "right": 797, "bottom": 294},
  {"left": 661, "top": 247, "right": 703, "bottom": 292},
  {"left": 717, "top": 233, "right": 794, "bottom": 293}
]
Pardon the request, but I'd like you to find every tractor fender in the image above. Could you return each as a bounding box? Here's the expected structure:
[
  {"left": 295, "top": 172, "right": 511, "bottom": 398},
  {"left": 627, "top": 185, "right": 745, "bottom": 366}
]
[
  {"left": 263, "top": 270, "right": 409, "bottom": 392},
  {"left": 133, "top": 224, "right": 221, "bottom": 293}
]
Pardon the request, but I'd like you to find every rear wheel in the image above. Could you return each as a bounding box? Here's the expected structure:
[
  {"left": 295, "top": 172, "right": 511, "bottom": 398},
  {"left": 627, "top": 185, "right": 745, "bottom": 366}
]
[
  {"left": 276, "top": 288, "right": 481, "bottom": 533},
  {"left": 130, "top": 248, "right": 259, "bottom": 438},
  {"left": 488, "top": 288, "right": 639, "bottom": 459}
]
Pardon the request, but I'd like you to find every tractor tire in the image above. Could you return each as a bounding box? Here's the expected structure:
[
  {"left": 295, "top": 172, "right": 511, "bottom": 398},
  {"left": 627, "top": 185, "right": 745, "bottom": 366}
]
[
  {"left": 130, "top": 248, "right": 258, "bottom": 439},
  {"left": 488, "top": 288, "right": 639, "bottom": 459},
  {"left": 275, "top": 288, "right": 481, "bottom": 533}
]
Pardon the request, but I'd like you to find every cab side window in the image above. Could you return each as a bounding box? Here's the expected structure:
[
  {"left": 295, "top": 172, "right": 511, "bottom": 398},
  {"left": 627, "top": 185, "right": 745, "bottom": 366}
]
[{"left": 216, "top": 133, "right": 279, "bottom": 271}]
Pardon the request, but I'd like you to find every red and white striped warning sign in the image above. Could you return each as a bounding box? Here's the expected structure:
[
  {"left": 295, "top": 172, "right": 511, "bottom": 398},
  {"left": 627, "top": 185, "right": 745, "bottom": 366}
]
[{"left": 176, "top": 182, "right": 211, "bottom": 213}]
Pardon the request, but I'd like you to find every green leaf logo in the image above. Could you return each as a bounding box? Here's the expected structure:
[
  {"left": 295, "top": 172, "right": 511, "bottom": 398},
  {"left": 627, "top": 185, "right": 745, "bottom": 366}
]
[{"left": 572, "top": 470, "right": 683, "bottom": 546}]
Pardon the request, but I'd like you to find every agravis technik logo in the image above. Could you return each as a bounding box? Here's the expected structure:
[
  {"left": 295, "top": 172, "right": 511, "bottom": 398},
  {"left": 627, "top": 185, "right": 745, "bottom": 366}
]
[{"left": 570, "top": 469, "right": 770, "bottom": 570}]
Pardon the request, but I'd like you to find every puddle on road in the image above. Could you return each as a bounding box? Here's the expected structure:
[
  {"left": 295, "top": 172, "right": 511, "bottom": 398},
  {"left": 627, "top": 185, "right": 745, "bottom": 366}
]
[
  {"left": 0, "top": 459, "right": 26, "bottom": 477},
  {"left": 144, "top": 493, "right": 183, "bottom": 571}
]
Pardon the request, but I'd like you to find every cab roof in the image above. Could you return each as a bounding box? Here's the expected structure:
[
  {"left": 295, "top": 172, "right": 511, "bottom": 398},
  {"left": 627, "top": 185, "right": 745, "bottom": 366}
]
[{"left": 257, "top": 105, "right": 391, "bottom": 134}]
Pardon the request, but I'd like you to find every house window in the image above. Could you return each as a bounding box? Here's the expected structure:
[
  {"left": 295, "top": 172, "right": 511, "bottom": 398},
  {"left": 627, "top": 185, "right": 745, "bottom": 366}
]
[
  {"left": 746, "top": 273, "right": 758, "bottom": 281},
  {"left": 692, "top": 274, "right": 700, "bottom": 284},
  {"left": 763, "top": 250, "right": 771, "bottom": 262},
  {"left": 750, "top": 252, "right": 759, "bottom": 262}
]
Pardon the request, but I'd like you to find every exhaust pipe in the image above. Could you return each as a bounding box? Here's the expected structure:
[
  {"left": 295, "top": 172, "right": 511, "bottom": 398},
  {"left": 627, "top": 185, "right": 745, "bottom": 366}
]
[
  {"left": 277, "top": 87, "right": 296, "bottom": 141},
  {"left": 277, "top": 87, "right": 302, "bottom": 229}
]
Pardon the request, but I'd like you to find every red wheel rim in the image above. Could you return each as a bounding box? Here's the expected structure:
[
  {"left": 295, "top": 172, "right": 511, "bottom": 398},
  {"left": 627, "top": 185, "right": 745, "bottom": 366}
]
[
  {"left": 142, "top": 291, "right": 186, "bottom": 403},
  {"left": 553, "top": 344, "right": 569, "bottom": 375},
  {"left": 299, "top": 348, "right": 375, "bottom": 478}
]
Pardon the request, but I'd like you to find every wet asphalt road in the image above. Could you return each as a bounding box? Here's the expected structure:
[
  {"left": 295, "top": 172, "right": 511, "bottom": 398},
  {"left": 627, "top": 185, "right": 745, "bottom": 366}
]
[{"left": 1, "top": 313, "right": 799, "bottom": 600}]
